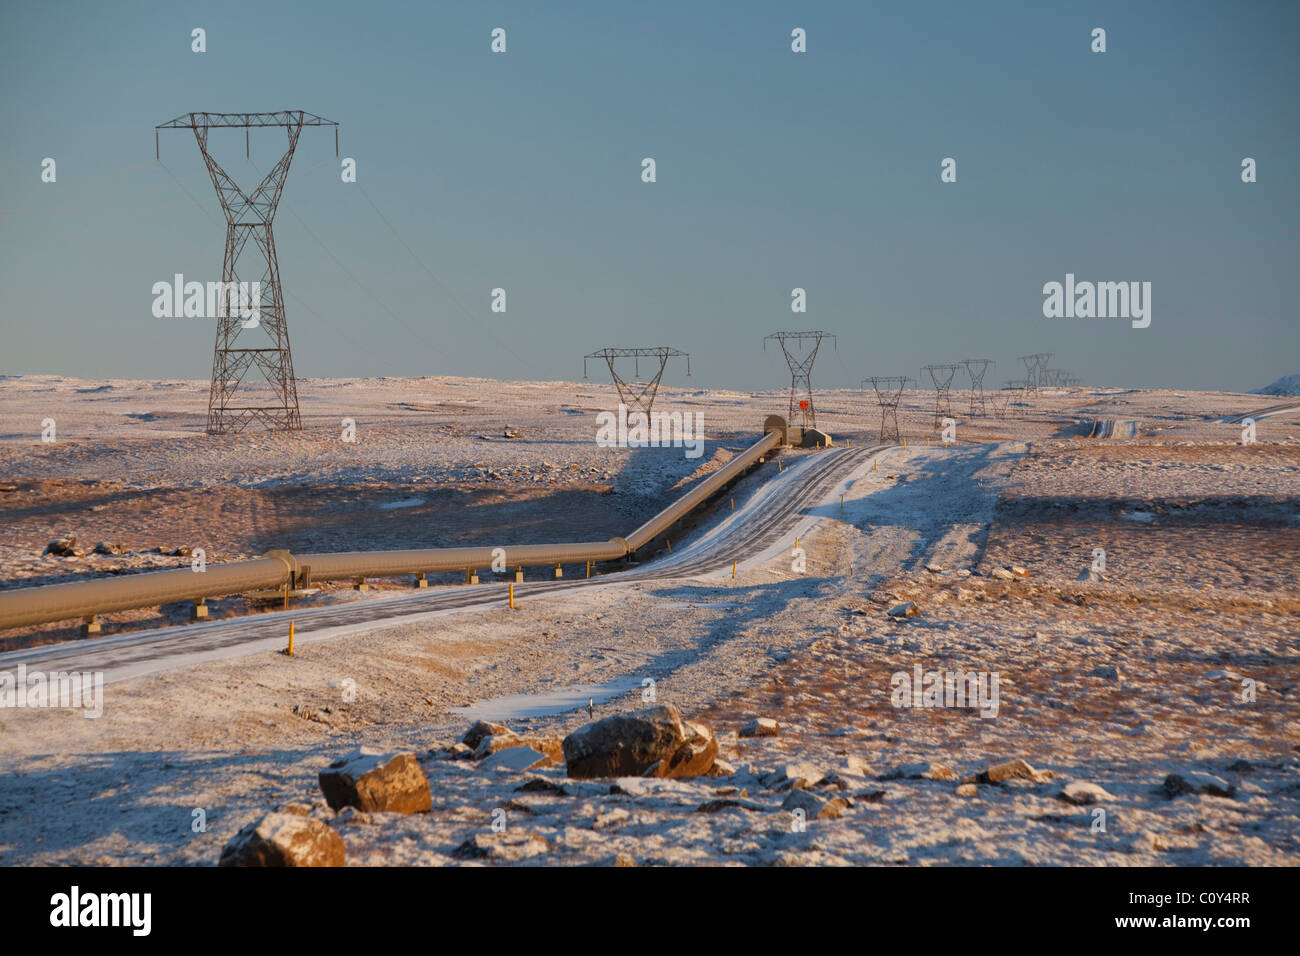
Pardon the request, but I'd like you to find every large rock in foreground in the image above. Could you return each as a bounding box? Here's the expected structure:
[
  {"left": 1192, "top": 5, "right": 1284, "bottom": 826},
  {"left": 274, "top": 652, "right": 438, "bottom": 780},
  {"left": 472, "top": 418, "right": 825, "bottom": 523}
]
[
  {"left": 318, "top": 749, "right": 432, "bottom": 813},
  {"left": 562, "top": 704, "right": 717, "bottom": 779},
  {"left": 219, "top": 812, "right": 345, "bottom": 867}
]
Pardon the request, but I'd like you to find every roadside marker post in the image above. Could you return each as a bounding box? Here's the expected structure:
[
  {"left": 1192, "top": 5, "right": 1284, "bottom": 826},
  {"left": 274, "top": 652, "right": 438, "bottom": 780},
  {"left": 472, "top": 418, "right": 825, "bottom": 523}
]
[
  {"left": 509, "top": 584, "right": 515, "bottom": 609},
  {"left": 732, "top": 561, "right": 736, "bottom": 579},
  {"left": 286, "top": 620, "right": 295, "bottom": 656}
]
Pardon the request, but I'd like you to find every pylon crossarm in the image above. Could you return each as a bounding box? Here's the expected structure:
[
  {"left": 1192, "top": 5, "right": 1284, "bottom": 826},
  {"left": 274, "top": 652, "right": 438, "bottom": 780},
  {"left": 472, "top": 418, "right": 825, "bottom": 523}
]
[
  {"left": 157, "top": 111, "right": 338, "bottom": 129},
  {"left": 583, "top": 347, "right": 689, "bottom": 415}
]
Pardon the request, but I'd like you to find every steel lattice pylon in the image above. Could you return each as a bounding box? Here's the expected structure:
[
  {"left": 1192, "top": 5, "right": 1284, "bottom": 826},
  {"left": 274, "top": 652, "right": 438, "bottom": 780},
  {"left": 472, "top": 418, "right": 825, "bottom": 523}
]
[
  {"left": 921, "top": 364, "right": 961, "bottom": 428},
  {"left": 866, "top": 376, "right": 911, "bottom": 442},
  {"left": 962, "top": 358, "right": 993, "bottom": 415},
  {"left": 1017, "top": 353, "right": 1052, "bottom": 393},
  {"left": 583, "top": 347, "right": 689, "bottom": 415},
  {"left": 989, "top": 386, "right": 1013, "bottom": 420},
  {"left": 157, "top": 111, "right": 339, "bottom": 434},
  {"left": 765, "top": 331, "right": 835, "bottom": 429}
]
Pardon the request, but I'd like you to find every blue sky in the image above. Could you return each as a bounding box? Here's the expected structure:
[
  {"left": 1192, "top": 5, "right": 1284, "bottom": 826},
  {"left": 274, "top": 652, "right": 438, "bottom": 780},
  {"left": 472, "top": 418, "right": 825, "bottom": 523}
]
[{"left": 1, "top": 0, "right": 1296, "bottom": 391}]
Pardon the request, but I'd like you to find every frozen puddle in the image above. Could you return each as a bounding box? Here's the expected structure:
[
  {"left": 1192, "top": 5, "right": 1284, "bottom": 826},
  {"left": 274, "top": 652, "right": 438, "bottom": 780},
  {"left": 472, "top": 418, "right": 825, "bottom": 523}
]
[
  {"left": 378, "top": 497, "right": 425, "bottom": 510},
  {"left": 450, "top": 677, "right": 644, "bottom": 722}
]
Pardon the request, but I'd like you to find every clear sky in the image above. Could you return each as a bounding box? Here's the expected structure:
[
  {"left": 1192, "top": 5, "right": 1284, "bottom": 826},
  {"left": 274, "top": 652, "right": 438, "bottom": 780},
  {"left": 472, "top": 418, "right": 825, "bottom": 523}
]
[{"left": 1, "top": 0, "right": 1296, "bottom": 392}]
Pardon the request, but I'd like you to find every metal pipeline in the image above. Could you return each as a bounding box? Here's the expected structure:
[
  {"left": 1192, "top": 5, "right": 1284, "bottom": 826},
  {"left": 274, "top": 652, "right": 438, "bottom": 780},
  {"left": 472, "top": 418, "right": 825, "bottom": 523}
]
[
  {"left": 624, "top": 428, "right": 782, "bottom": 551},
  {"left": 0, "top": 421, "right": 788, "bottom": 631}
]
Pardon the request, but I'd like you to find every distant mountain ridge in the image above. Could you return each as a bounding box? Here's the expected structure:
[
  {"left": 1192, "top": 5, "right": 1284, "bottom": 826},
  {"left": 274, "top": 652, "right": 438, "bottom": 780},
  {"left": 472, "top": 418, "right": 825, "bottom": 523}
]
[{"left": 1252, "top": 374, "right": 1300, "bottom": 396}]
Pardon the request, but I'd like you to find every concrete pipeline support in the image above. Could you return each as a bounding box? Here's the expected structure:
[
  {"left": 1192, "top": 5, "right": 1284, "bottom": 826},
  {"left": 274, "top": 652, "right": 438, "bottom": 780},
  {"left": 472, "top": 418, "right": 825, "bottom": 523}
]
[{"left": 0, "top": 419, "right": 790, "bottom": 632}]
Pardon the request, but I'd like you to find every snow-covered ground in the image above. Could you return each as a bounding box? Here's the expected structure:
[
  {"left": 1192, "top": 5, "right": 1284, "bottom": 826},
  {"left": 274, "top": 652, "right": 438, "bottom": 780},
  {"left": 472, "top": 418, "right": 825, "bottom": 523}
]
[{"left": 0, "top": 376, "right": 1296, "bottom": 865}]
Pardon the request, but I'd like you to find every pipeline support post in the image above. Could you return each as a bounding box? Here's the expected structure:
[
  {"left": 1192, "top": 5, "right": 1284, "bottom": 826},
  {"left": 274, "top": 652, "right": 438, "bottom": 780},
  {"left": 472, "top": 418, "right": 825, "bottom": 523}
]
[
  {"left": 192, "top": 600, "right": 208, "bottom": 620},
  {"left": 82, "top": 615, "right": 101, "bottom": 636},
  {"left": 514, "top": 567, "right": 524, "bottom": 583},
  {"left": 554, "top": 564, "right": 563, "bottom": 579}
]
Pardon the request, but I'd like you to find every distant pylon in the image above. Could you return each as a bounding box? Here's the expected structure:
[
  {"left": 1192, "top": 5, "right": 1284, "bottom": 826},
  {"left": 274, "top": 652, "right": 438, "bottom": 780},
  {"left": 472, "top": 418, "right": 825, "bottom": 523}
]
[
  {"left": 156, "top": 110, "right": 340, "bottom": 434},
  {"left": 765, "top": 331, "right": 835, "bottom": 429},
  {"left": 1018, "top": 353, "right": 1052, "bottom": 392},
  {"left": 921, "top": 364, "right": 960, "bottom": 428},
  {"left": 866, "top": 376, "right": 911, "bottom": 442},
  {"left": 583, "top": 347, "right": 689, "bottom": 415},
  {"left": 961, "top": 358, "right": 993, "bottom": 415}
]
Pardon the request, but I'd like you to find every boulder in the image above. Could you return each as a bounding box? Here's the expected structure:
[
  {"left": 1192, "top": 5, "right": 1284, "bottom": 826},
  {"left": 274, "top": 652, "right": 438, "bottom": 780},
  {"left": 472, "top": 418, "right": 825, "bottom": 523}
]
[
  {"left": 781, "top": 789, "right": 847, "bottom": 820},
  {"left": 453, "top": 830, "right": 548, "bottom": 862},
  {"left": 965, "top": 758, "right": 1047, "bottom": 785},
  {"left": 460, "top": 720, "right": 512, "bottom": 751},
  {"left": 1059, "top": 780, "right": 1113, "bottom": 805},
  {"left": 43, "top": 536, "right": 81, "bottom": 557},
  {"left": 761, "top": 763, "right": 826, "bottom": 790},
  {"left": 479, "top": 746, "right": 551, "bottom": 773},
  {"left": 990, "top": 567, "right": 1015, "bottom": 581},
  {"left": 218, "top": 812, "right": 345, "bottom": 867},
  {"left": 474, "top": 733, "right": 563, "bottom": 764},
  {"left": 887, "top": 601, "right": 920, "bottom": 618},
  {"left": 562, "top": 704, "right": 717, "bottom": 779},
  {"left": 884, "top": 761, "right": 958, "bottom": 781},
  {"left": 1162, "top": 772, "right": 1235, "bottom": 799},
  {"left": 93, "top": 541, "right": 126, "bottom": 555},
  {"left": 740, "top": 717, "right": 780, "bottom": 738},
  {"left": 318, "top": 748, "right": 431, "bottom": 814}
]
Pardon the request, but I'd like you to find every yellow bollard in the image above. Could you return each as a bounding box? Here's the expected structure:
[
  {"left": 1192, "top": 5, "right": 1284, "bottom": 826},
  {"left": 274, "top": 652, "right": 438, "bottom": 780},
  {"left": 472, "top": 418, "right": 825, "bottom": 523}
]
[
  {"left": 732, "top": 561, "right": 736, "bottom": 579},
  {"left": 903, "top": 437, "right": 906, "bottom": 449},
  {"left": 586, "top": 560, "right": 592, "bottom": 579},
  {"left": 874, "top": 458, "right": 877, "bottom": 472},
  {"left": 794, "top": 535, "right": 798, "bottom": 550},
  {"left": 847, "top": 438, "right": 851, "bottom": 448},
  {"left": 730, "top": 497, "right": 734, "bottom": 511},
  {"left": 667, "top": 539, "right": 672, "bottom": 553},
  {"left": 927, "top": 437, "right": 930, "bottom": 447},
  {"left": 779, "top": 459, "right": 783, "bottom": 472},
  {"left": 286, "top": 620, "right": 295, "bottom": 657},
  {"left": 509, "top": 583, "right": 515, "bottom": 609}
]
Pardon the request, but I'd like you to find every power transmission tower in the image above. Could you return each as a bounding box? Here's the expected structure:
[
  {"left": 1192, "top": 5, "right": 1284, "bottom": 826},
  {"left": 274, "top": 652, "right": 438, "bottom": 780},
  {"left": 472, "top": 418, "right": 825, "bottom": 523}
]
[
  {"left": 1018, "top": 353, "right": 1052, "bottom": 392},
  {"left": 583, "top": 347, "right": 690, "bottom": 415},
  {"left": 961, "top": 358, "right": 993, "bottom": 415},
  {"left": 157, "top": 111, "right": 339, "bottom": 434},
  {"left": 765, "top": 331, "right": 835, "bottom": 430},
  {"left": 989, "top": 386, "right": 1012, "bottom": 420},
  {"left": 866, "top": 376, "right": 911, "bottom": 442},
  {"left": 921, "top": 364, "right": 961, "bottom": 428}
]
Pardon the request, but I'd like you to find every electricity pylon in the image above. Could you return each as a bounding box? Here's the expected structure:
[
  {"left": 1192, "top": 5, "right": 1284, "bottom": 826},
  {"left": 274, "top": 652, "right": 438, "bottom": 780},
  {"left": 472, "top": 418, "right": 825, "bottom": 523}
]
[
  {"left": 921, "top": 363, "right": 961, "bottom": 428},
  {"left": 765, "top": 331, "right": 835, "bottom": 430},
  {"left": 962, "top": 358, "right": 993, "bottom": 415},
  {"left": 583, "top": 347, "right": 690, "bottom": 415},
  {"left": 1018, "top": 353, "right": 1052, "bottom": 393},
  {"left": 156, "top": 111, "right": 339, "bottom": 434},
  {"left": 866, "top": 376, "right": 911, "bottom": 442}
]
